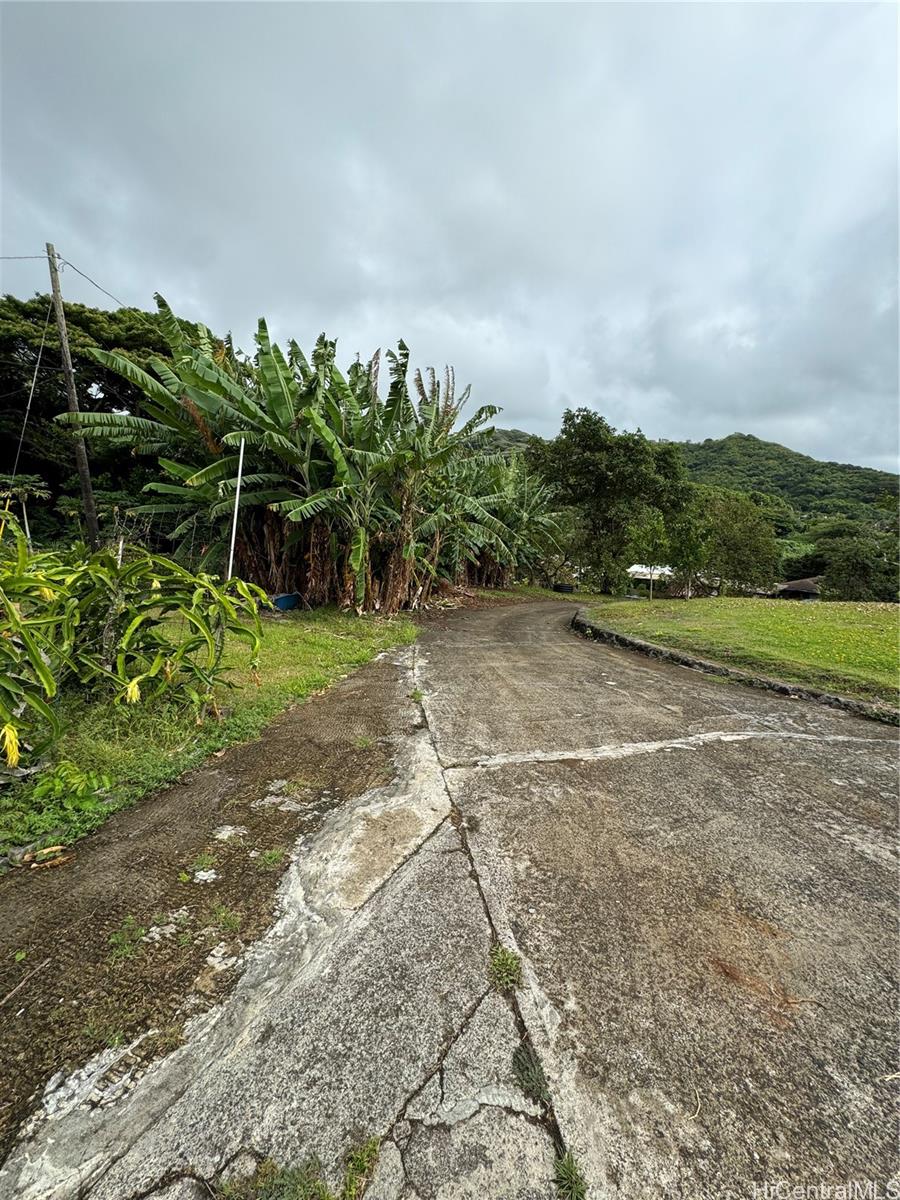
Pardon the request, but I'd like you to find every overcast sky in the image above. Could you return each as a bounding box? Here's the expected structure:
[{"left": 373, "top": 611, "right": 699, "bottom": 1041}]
[{"left": 2, "top": 2, "right": 897, "bottom": 470}]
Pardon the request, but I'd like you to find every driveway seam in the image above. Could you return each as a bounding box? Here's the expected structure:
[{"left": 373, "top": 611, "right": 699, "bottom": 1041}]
[
  {"left": 410, "top": 645, "right": 573, "bottom": 1169},
  {"left": 437, "top": 728, "right": 887, "bottom": 773}
]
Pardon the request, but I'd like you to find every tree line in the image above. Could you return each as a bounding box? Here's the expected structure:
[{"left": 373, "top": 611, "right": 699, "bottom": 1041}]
[
  {"left": 523, "top": 409, "right": 897, "bottom": 601},
  {"left": 1, "top": 293, "right": 895, "bottom": 605},
  {"left": 1, "top": 293, "right": 558, "bottom": 613}
]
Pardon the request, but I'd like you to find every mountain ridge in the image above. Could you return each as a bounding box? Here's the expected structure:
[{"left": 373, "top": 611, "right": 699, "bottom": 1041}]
[{"left": 492, "top": 427, "right": 897, "bottom": 520}]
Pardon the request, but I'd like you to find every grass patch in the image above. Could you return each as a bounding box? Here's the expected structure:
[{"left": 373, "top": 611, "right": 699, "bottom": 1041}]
[
  {"left": 218, "top": 1138, "right": 379, "bottom": 1199},
  {"left": 554, "top": 1151, "right": 587, "bottom": 1200},
  {"left": 0, "top": 608, "right": 416, "bottom": 857},
  {"left": 212, "top": 904, "right": 242, "bottom": 933},
  {"left": 514, "top": 583, "right": 606, "bottom": 605},
  {"left": 478, "top": 584, "right": 605, "bottom": 606},
  {"left": 108, "top": 915, "right": 146, "bottom": 961},
  {"left": 588, "top": 598, "right": 898, "bottom": 706},
  {"left": 488, "top": 943, "right": 522, "bottom": 992},
  {"left": 257, "top": 847, "right": 286, "bottom": 871}
]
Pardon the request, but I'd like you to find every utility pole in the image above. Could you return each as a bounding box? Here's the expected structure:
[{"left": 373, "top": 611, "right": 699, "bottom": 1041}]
[{"left": 46, "top": 243, "right": 100, "bottom": 549}]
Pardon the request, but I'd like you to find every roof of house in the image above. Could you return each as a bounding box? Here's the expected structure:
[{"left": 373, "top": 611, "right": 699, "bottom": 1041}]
[
  {"left": 775, "top": 576, "right": 822, "bottom": 594},
  {"left": 627, "top": 564, "right": 674, "bottom": 578}
]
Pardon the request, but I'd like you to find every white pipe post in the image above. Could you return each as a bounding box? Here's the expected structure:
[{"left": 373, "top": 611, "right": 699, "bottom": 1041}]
[{"left": 226, "top": 437, "right": 246, "bottom": 581}]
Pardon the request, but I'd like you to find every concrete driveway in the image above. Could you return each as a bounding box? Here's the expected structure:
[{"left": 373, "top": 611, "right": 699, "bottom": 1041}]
[{"left": 4, "top": 602, "right": 897, "bottom": 1199}]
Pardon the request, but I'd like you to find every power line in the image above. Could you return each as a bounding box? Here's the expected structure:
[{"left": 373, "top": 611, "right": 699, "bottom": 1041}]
[
  {"left": 11, "top": 301, "right": 52, "bottom": 478},
  {"left": 5, "top": 251, "right": 160, "bottom": 335},
  {"left": 0, "top": 299, "right": 53, "bottom": 543},
  {"left": 58, "top": 257, "right": 158, "bottom": 329}
]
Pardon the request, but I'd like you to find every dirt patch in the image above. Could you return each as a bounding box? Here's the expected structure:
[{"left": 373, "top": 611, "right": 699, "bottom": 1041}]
[
  {"left": 409, "top": 589, "right": 527, "bottom": 638},
  {"left": 0, "top": 653, "right": 415, "bottom": 1161}
]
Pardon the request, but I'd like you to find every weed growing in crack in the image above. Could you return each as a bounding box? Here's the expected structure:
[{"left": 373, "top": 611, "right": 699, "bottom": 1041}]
[
  {"left": 217, "top": 1138, "right": 379, "bottom": 1200},
  {"left": 554, "top": 1150, "right": 587, "bottom": 1200},
  {"left": 409, "top": 688, "right": 424, "bottom": 703},
  {"left": 217, "top": 1159, "right": 330, "bottom": 1199},
  {"left": 354, "top": 736, "right": 373, "bottom": 750},
  {"left": 512, "top": 1042, "right": 550, "bottom": 1105},
  {"left": 341, "top": 1137, "right": 379, "bottom": 1199},
  {"left": 146, "top": 1024, "right": 184, "bottom": 1055},
  {"left": 108, "top": 915, "right": 146, "bottom": 961},
  {"left": 489, "top": 943, "right": 522, "bottom": 992}
]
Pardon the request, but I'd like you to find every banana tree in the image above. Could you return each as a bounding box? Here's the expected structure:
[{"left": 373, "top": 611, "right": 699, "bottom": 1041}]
[{"left": 58, "top": 296, "right": 559, "bottom": 613}]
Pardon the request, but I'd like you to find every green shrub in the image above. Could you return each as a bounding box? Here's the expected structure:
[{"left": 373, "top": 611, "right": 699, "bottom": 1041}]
[
  {"left": 0, "top": 522, "right": 265, "bottom": 771},
  {"left": 0, "top": 759, "right": 114, "bottom": 852}
]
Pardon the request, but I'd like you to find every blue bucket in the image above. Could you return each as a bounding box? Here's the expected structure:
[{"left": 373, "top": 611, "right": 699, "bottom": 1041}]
[{"left": 271, "top": 592, "right": 301, "bottom": 611}]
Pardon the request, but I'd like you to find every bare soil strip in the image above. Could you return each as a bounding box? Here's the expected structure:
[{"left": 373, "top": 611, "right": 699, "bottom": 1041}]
[{"left": 0, "top": 653, "right": 409, "bottom": 1162}]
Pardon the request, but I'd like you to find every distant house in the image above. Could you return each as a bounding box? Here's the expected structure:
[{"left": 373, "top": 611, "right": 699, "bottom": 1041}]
[
  {"left": 626, "top": 564, "right": 673, "bottom": 599},
  {"left": 627, "top": 564, "right": 673, "bottom": 585},
  {"left": 774, "top": 576, "right": 822, "bottom": 601}
]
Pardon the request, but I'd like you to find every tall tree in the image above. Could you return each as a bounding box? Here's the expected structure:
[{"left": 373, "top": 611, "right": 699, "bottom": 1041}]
[
  {"left": 820, "top": 536, "right": 898, "bottom": 601},
  {"left": 0, "top": 295, "right": 174, "bottom": 542},
  {"left": 61, "top": 296, "right": 557, "bottom": 612},
  {"left": 703, "top": 488, "right": 779, "bottom": 593},
  {"left": 526, "top": 408, "right": 687, "bottom": 589}
]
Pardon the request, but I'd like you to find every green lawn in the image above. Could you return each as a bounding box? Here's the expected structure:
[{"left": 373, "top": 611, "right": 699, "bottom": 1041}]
[
  {"left": 0, "top": 609, "right": 416, "bottom": 857},
  {"left": 587, "top": 598, "right": 898, "bottom": 706}
]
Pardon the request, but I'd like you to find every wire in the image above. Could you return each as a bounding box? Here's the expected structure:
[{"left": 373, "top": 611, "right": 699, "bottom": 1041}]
[
  {"left": 6, "top": 251, "right": 158, "bottom": 332},
  {"left": 59, "top": 257, "right": 158, "bottom": 324},
  {"left": 58, "top": 258, "right": 132, "bottom": 309},
  {"left": 11, "top": 301, "right": 52, "bottom": 478},
  {"left": 0, "top": 299, "right": 52, "bottom": 543}
]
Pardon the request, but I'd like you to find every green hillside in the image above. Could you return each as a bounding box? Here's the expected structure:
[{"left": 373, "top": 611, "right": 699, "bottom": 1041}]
[
  {"left": 490, "top": 427, "right": 534, "bottom": 453},
  {"left": 674, "top": 433, "right": 897, "bottom": 521},
  {"left": 494, "top": 425, "right": 898, "bottom": 521}
]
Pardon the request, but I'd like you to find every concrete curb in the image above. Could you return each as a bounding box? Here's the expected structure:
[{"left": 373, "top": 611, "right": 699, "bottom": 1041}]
[{"left": 571, "top": 610, "right": 899, "bottom": 727}]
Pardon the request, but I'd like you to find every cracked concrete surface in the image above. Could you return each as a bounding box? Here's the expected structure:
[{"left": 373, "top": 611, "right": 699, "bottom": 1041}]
[{"left": 2, "top": 602, "right": 897, "bottom": 1199}]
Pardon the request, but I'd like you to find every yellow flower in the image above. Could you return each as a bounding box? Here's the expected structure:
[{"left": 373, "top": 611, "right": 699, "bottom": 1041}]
[
  {"left": 39, "top": 587, "right": 54, "bottom": 602},
  {"left": 125, "top": 677, "right": 142, "bottom": 704},
  {"left": 1, "top": 723, "right": 20, "bottom": 769},
  {"left": 150, "top": 579, "right": 161, "bottom": 591}
]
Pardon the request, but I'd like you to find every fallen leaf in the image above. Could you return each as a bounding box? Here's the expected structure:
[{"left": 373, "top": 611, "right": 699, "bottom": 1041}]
[{"left": 30, "top": 855, "right": 71, "bottom": 869}]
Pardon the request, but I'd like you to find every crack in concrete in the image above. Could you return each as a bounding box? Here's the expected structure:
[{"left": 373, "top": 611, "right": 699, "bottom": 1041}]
[
  {"left": 409, "top": 647, "right": 570, "bottom": 1164},
  {"left": 114, "top": 1140, "right": 270, "bottom": 1200},
  {"left": 384, "top": 985, "right": 494, "bottom": 1136},
  {"left": 7, "top": 690, "right": 455, "bottom": 1200},
  {"left": 441, "top": 728, "right": 886, "bottom": 772}
]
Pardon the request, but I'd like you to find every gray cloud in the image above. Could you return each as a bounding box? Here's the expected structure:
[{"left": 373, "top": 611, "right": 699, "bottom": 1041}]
[{"left": 2, "top": 2, "right": 896, "bottom": 469}]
